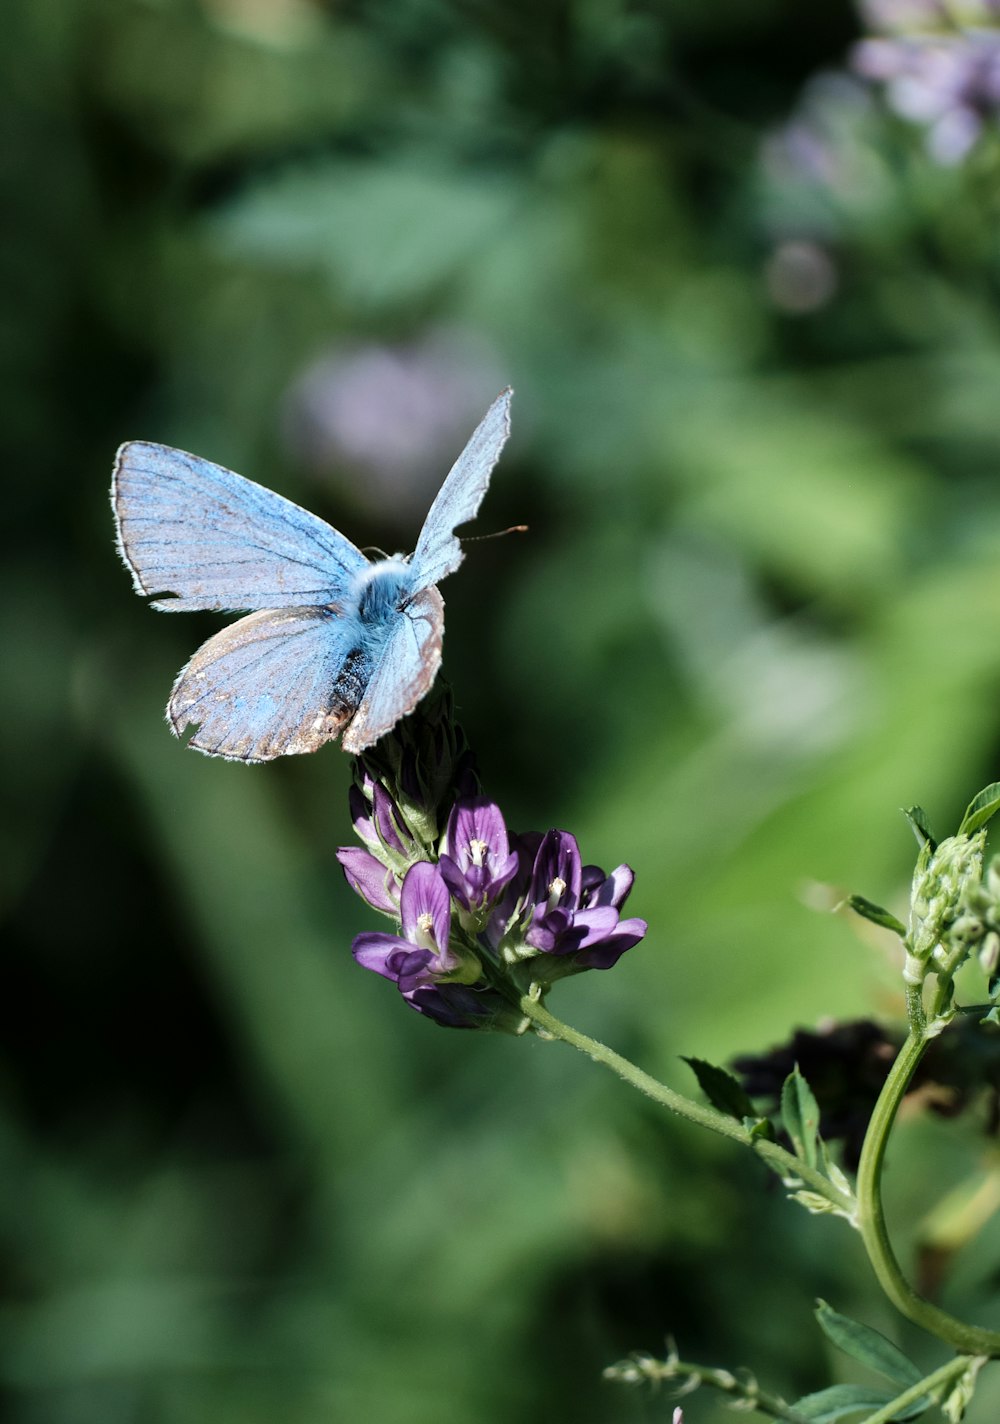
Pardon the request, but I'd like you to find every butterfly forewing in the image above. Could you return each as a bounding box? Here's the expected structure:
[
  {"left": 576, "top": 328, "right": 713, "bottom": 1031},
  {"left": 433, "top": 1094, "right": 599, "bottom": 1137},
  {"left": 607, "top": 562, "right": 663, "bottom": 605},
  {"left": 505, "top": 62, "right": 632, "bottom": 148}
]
[
  {"left": 113, "top": 442, "right": 369, "bottom": 612},
  {"left": 409, "top": 388, "right": 512, "bottom": 592}
]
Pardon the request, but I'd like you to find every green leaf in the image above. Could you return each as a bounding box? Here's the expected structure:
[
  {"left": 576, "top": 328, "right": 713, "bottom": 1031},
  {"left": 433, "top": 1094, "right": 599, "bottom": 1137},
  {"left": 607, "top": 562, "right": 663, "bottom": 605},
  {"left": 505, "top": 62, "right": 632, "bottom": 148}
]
[
  {"left": 210, "top": 158, "right": 521, "bottom": 307},
  {"left": 781, "top": 1067, "right": 820, "bottom": 1169},
  {"left": 791, "top": 1383, "right": 900, "bottom": 1422},
  {"left": 846, "top": 895, "right": 906, "bottom": 937},
  {"left": 814, "top": 1300, "right": 923, "bottom": 1388},
  {"left": 682, "top": 1056, "right": 756, "bottom": 1120},
  {"left": 958, "top": 783, "right": 1000, "bottom": 837},
  {"left": 902, "top": 805, "right": 937, "bottom": 851},
  {"left": 792, "top": 1382, "right": 930, "bottom": 1422},
  {"left": 819, "top": 1149, "right": 856, "bottom": 1206}
]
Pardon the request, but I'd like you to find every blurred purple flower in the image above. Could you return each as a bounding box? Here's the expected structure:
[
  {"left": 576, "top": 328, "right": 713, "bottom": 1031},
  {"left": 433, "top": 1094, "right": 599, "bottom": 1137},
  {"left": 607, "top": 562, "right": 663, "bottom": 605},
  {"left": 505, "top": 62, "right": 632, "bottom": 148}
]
[
  {"left": 439, "top": 797, "right": 520, "bottom": 913},
  {"left": 282, "top": 327, "right": 505, "bottom": 524},
  {"left": 852, "top": 9, "right": 1000, "bottom": 163}
]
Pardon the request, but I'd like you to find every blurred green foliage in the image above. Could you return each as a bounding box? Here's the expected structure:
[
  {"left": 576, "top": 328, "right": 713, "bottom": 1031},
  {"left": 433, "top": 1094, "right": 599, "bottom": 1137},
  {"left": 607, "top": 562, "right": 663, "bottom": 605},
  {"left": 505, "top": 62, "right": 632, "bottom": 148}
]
[{"left": 7, "top": 1, "right": 1000, "bottom": 1420}]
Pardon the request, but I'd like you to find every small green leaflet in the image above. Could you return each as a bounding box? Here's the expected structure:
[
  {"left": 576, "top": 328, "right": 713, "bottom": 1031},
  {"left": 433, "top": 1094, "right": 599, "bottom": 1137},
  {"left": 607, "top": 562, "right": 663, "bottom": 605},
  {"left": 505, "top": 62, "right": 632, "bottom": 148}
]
[
  {"left": 791, "top": 1382, "right": 925, "bottom": 1423},
  {"left": 814, "top": 1300, "right": 924, "bottom": 1389},
  {"left": 781, "top": 1067, "right": 820, "bottom": 1169},
  {"left": 682, "top": 1057, "right": 757, "bottom": 1121},
  {"left": 846, "top": 895, "right": 906, "bottom": 937},
  {"left": 902, "top": 805, "right": 937, "bottom": 851},
  {"left": 958, "top": 782, "right": 1000, "bottom": 837}
]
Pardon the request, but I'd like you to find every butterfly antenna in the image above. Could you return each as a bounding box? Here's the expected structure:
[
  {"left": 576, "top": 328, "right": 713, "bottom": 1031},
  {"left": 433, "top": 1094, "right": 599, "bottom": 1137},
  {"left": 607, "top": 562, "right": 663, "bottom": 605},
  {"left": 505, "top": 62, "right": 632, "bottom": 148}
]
[{"left": 461, "top": 525, "right": 529, "bottom": 545}]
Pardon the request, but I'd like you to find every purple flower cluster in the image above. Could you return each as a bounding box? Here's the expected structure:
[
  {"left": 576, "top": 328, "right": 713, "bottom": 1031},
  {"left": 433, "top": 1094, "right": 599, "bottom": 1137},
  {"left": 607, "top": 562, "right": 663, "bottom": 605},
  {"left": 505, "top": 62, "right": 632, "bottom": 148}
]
[
  {"left": 852, "top": 1, "right": 1000, "bottom": 162},
  {"left": 338, "top": 780, "right": 647, "bottom": 1031}
]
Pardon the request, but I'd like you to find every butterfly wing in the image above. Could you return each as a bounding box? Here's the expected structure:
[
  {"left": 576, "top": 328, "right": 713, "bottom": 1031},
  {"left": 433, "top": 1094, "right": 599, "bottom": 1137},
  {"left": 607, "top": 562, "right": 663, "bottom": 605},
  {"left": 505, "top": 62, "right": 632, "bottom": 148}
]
[
  {"left": 342, "top": 587, "right": 445, "bottom": 753},
  {"left": 113, "top": 442, "right": 369, "bottom": 612},
  {"left": 169, "top": 607, "right": 369, "bottom": 762},
  {"left": 408, "top": 388, "right": 512, "bottom": 592}
]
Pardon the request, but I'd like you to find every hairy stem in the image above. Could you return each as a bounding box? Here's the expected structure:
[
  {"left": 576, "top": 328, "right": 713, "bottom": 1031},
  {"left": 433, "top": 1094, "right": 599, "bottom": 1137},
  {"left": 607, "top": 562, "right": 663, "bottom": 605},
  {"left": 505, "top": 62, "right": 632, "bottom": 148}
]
[
  {"left": 856, "top": 1028, "right": 1000, "bottom": 1356},
  {"left": 519, "top": 994, "right": 854, "bottom": 1215}
]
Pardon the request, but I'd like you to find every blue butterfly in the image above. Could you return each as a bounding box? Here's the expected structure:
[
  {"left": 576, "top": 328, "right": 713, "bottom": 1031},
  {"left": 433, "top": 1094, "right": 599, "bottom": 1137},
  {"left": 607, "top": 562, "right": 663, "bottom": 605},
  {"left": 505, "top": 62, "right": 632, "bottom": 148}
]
[{"left": 112, "top": 388, "right": 513, "bottom": 762}]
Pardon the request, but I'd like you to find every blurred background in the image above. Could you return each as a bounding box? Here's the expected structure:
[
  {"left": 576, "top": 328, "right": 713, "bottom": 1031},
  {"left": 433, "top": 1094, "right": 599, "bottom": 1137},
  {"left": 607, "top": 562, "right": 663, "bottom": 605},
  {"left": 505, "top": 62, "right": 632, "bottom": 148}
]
[{"left": 8, "top": 1, "right": 1000, "bottom": 1420}]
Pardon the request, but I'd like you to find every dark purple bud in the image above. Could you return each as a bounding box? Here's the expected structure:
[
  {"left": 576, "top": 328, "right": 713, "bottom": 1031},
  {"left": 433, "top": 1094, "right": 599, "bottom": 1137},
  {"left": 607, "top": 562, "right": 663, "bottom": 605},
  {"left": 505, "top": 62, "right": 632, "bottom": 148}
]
[
  {"left": 401, "top": 980, "right": 511, "bottom": 1030},
  {"left": 348, "top": 779, "right": 377, "bottom": 845},
  {"left": 372, "top": 782, "right": 410, "bottom": 854}
]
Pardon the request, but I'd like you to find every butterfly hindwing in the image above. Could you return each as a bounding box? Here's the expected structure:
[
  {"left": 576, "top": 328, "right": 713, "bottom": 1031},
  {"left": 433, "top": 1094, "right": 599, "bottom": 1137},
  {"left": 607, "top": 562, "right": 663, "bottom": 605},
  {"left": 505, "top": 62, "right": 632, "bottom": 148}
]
[
  {"left": 113, "top": 442, "right": 369, "bottom": 612},
  {"left": 169, "top": 607, "right": 367, "bottom": 762},
  {"left": 409, "top": 388, "right": 512, "bottom": 592},
  {"left": 342, "top": 587, "right": 445, "bottom": 753}
]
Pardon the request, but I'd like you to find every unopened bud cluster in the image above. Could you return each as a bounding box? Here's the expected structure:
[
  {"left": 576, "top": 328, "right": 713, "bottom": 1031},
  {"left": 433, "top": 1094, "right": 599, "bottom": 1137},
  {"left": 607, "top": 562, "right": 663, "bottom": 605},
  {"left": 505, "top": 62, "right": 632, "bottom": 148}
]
[
  {"left": 950, "top": 853, "right": 1000, "bottom": 988},
  {"left": 905, "top": 831, "right": 986, "bottom": 985}
]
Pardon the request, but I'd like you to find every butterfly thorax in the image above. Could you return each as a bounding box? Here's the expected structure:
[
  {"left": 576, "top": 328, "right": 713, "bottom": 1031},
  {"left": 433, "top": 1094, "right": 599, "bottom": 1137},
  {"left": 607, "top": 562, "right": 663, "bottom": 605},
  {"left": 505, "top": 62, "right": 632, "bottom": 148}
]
[{"left": 351, "top": 557, "right": 415, "bottom": 628}]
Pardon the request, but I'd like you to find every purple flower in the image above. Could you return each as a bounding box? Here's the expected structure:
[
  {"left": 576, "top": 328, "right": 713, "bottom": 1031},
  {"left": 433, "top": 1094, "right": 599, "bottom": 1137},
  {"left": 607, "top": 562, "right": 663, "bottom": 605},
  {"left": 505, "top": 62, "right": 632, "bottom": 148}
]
[
  {"left": 519, "top": 830, "right": 647, "bottom": 973},
  {"left": 351, "top": 861, "right": 504, "bottom": 1026},
  {"left": 353, "top": 860, "right": 458, "bottom": 980},
  {"left": 336, "top": 846, "right": 400, "bottom": 914},
  {"left": 438, "top": 797, "right": 520, "bottom": 913}
]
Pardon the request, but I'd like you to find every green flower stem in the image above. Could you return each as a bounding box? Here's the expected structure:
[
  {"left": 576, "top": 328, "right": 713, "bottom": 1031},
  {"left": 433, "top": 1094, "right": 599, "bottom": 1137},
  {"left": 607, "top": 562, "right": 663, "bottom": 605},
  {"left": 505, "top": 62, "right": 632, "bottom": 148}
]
[
  {"left": 904, "top": 981, "right": 926, "bottom": 1036},
  {"left": 858, "top": 1355, "right": 977, "bottom": 1424},
  {"left": 518, "top": 995, "right": 854, "bottom": 1214},
  {"left": 856, "top": 1028, "right": 1000, "bottom": 1356}
]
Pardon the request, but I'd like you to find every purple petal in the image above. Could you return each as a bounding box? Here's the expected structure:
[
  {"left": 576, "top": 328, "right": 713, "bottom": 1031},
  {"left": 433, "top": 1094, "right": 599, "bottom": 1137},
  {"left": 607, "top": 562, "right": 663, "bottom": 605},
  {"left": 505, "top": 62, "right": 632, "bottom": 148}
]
[
  {"left": 399, "top": 861, "right": 453, "bottom": 964},
  {"left": 336, "top": 847, "right": 400, "bottom": 913},
  {"left": 584, "top": 863, "right": 635, "bottom": 911},
  {"left": 445, "top": 797, "right": 511, "bottom": 863},
  {"left": 348, "top": 783, "right": 377, "bottom": 844},
  {"left": 573, "top": 917, "right": 648, "bottom": 970},
  {"left": 528, "top": 829, "right": 583, "bottom": 912},
  {"left": 438, "top": 852, "right": 472, "bottom": 909},
  {"left": 352, "top": 933, "right": 431, "bottom": 981},
  {"left": 372, "top": 783, "right": 408, "bottom": 853},
  {"left": 580, "top": 863, "right": 605, "bottom": 897},
  {"left": 569, "top": 906, "right": 622, "bottom": 947}
]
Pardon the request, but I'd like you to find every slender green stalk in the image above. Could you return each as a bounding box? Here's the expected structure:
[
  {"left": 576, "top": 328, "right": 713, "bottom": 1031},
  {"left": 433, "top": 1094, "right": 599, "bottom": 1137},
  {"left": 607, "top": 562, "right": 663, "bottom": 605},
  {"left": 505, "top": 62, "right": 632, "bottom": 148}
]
[
  {"left": 858, "top": 1355, "right": 977, "bottom": 1424},
  {"left": 856, "top": 1028, "right": 1000, "bottom": 1356},
  {"left": 604, "top": 1351, "right": 810, "bottom": 1422},
  {"left": 518, "top": 995, "right": 854, "bottom": 1214}
]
